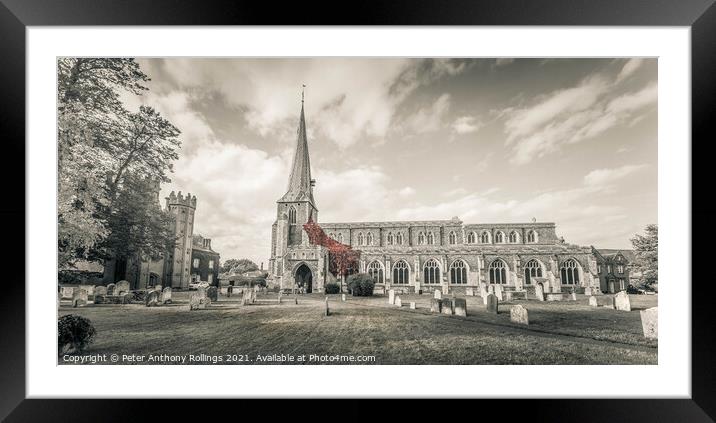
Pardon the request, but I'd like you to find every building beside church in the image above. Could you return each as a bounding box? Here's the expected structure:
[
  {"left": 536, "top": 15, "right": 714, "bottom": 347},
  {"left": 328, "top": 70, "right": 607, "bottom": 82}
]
[
  {"left": 268, "top": 99, "right": 602, "bottom": 295},
  {"left": 190, "top": 234, "right": 221, "bottom": 285},
  {"left": 592, "top": 248, "right": 633, "bottom": 293}
]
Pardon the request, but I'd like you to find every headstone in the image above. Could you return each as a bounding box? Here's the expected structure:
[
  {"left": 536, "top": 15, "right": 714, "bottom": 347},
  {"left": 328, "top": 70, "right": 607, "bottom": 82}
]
[
  {"left": 61, "top": 286, "right": 74, "bottom": 299},
  {"left": 603, "top": 297, "right": 616, "bottom": 309},
  {"left": 570, "top": 291, "right": 577, "bottom": 301},
  {"left": 79, "top": 285, "right": 95, "bottom": 297},
  {"left": 145, "top": 290, "right": 160, "bottom": 307},
  {"left": 589, "top": 296, "right": 598, "bottom": 307},
  {"left": 325, "top": 296, "right": 330, "bottom": 316},
  {"left": 197, "top": 286, "right": 206, "bottom": 299},
  {"left": 430, "top": 298, "right": 442, "bottom": 313},
  {"left": 454, "top": 298, "right": 467, "bottom": 317},
  {"left": 154, "top": 284, "right": 163, "bottom": 293},
  {"left": 395, "top": 295, "right": 402, "bottom": 307},
  {"left": 106, "top": 283, "right": 116, "bottom": 296},
  {"left": 441, "top": 298, "right": 454, "bottom": 315},
  {"left": 466, "top": 287, "right": 474, "bottom": 296},
  {"left": 409, "top": 302, "right": 416, "bottom": 310},
  {"left": 388, "top": 289, "right": 395, "bottom": 305},
  {"left": 189, "top": 292, "right": 209, "bottom": 310},
  {"left": 94, "top": 286, "right": 107, "bottom": 296},
  {"left": 72, "top": 288, "right": 88, "bottom": 307},
  {"left": 162, "top": 287, "right": 172, "bottom": 304},
  {"left": 485, "top": 294, "right": 498, "bottom": 314},
  {"left": 494, "top": 284, "right": 504, "bottom": 301},
  {"left": 433, "top": 290, "right": 442, "bottom": 300},
  {"left": 116, "top": 280, "right": 130, "bottom": 296},
  {"left": 510, "top": 305, "right": 529, "bottom": 325},
  {"left": 640, "top": 307, "right": 658, "bottom": 339},
  {"left": 207, "top": 286, "right": 218, "bottom": 302},
  {"left": 342, "top": 293, "right": 346, "bottom": 302},
  {"left": 614, "top": 291, "right": 631, "bottom": 311}
]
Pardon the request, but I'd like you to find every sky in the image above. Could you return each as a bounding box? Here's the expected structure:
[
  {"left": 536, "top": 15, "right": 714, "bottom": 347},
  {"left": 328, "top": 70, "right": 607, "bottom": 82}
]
[{"left": 121, "top": 58, "right": 658, "bottom": 267}]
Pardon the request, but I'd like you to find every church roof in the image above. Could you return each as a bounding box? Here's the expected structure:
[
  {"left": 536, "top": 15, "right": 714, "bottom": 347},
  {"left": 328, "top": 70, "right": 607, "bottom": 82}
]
[{"left": 278, "top": 101, "right": 316, "bottom": 207}]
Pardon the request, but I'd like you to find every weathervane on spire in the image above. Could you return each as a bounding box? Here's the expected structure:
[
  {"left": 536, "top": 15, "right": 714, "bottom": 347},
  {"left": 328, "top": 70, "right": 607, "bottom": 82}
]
[{"left": 301, "top": 84, "right": 306, "bottom": 103}]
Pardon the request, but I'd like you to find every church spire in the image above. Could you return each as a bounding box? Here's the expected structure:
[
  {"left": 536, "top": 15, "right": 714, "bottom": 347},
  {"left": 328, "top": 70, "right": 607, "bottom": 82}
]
[{"left": 279, "top": 87, "right": 316, "bottom": 207}]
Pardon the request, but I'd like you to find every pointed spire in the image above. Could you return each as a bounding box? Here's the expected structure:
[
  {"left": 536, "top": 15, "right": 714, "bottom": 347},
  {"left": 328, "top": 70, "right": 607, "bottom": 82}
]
[{"left": 279, "top": 88, "right": 316, "bottom": 206}]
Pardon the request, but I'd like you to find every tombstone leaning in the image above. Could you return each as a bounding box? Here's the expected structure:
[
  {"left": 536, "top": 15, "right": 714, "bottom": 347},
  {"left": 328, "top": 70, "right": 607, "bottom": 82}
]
[
  {"left": 614, "top": 291, "right": 631, "bottom": 311},
  {"left": 145, "top": 290, "right": 160, "bottom": 307},
  {"left": 640, "top": 307, "right": 658, "bottom": 339},
  {"left": 535, "top": 283, "right": 545, "bottom": 301},
  {"left": 441, "top": 298, "right": 454, "bottom": 315}
]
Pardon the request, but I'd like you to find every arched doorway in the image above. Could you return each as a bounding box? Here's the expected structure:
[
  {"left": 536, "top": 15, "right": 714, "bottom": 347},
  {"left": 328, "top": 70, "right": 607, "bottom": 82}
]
[{"left": 295, "top": 264, "right": 313, "bottom": 293}]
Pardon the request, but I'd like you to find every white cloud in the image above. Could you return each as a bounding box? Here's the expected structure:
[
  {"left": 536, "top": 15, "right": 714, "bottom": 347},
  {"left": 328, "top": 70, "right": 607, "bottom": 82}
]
[
  {"left": 451, "top": 116, "right": 483, "bottom": 135},
  {"left": 398, "top": 187, "right": 416, "bottom": 197},
  {"left": 397, "top": 93, "right": 451, "bottom": 135},
  {"left": 583, "top": 164, "right": 648, "bottom": 187},
  {"left": 616, "top": 58, "right": 644, "bottom": 83}
]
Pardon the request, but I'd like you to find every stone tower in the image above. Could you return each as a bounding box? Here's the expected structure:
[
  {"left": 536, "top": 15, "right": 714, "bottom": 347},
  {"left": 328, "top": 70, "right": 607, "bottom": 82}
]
[{"left": 165, "top": 191, "right": 197, "bottom": 289}]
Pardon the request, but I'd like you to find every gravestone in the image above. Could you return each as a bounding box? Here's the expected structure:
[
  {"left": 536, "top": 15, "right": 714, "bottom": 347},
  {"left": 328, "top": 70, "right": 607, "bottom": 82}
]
[
  {"left": 79, "top": 285, "right": 95, "bottom": 297},
  {"left": 325, "top": 296, "right": 330, "bottom": 316},
  {"left": 395, "top": 295, "right": 402, "bottom": 307},
  {"left": 466, "top": 287, "right": 474, "bottom": 296},
  {"left": 189, "top": 292, "right": 209, "bottom": 310},
  {"left": 145, "top": 290, "right": 160, "bottom": 307},
  {"left": 154, "top": 284, "right": 163, "bottom": 293},
  {"left": 454, "top": 298, "right": 467, "bottom": 317},
  {"left": 441, "top": 298, "right": 454, "bottom": 315},
  {"left": 410, "top": 302, "right": 416, "bottom": 310},
  {"left": 342, "top": 293, "right": 346, "bottom": 302},
  {"left": 207, "top": 286, "right": 218, "bottom": 302},
  {"left": 433, "top": 290, "right": 442, "bottom": 300},
  {"left": 494, "top": 284, "right": 504, "bottom": 301},
  {"left": 72, "top": 289, "right": 88, "bottom": 308},
  {"left": 570, "top": 291, "right": 577, "bottom": 301},
  {"left": 162, "top": 287, "right": 172, "bottom": 304},
  {"left": 614, "top": 291, "right": 631, "bottom": 311},
  {"left": 388, "top": 289, "right": 395, "bottom": 305},
  {"left": 603, "top": 297, "right": 616, "bottom": 309},
  {"left": 430, "top": 298, "right": 442, "bottom": 313},
  {"left": 94, "top": 286, "right": 107, "bottom": 296},
  {"left": 640, "top": 307, "right": 658, "bottom": 339},
  {"left": 106, "top": 283, "right": 116, "bottom": 296},
  {"left": 116, "top": 280, "right": 130, "bottom": 296},
  {"left": 510, "top": 305, "right": 529, "bottom": 325},
  {"left": 61, "top": 286, "right": 74, "bottom": 299},
  {"left": 197, "top": 286, "right": 206, "bottom": 299},
  {"left": 589, "top": 295, "right": 598, "bottom": 307},
  {"left": 485, "top": 294, "right": 498, "bottom": 314}
]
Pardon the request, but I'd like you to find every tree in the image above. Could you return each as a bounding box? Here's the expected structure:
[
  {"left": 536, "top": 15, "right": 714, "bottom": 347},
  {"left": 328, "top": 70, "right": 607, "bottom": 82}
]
[
  {"left": 221, "top": 259, "right": 259, "bottom": 275},
  {"left": 630, "top": 224, "right": 658, "bottom": 287}
]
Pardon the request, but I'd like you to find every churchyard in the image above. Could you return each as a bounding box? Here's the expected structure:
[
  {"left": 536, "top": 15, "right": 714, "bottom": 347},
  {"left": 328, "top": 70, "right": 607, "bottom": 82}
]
[{"left": 58, "top": 289, "right": 657, "bottom": 365}]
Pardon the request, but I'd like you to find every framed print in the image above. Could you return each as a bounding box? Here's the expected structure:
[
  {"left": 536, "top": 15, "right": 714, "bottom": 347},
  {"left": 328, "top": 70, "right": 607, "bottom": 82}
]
[{"left": 3, "top": 0, "right": 715, "bottom": 420}]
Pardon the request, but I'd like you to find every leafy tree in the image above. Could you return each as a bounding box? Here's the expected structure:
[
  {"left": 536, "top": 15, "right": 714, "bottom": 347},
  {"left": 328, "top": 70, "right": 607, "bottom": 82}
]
[
  {"left": 630, "top": 224, "right": 658, "bottom": 287},
  {"left": 221, "top": 258, "right": 259, "bottom": 275}
]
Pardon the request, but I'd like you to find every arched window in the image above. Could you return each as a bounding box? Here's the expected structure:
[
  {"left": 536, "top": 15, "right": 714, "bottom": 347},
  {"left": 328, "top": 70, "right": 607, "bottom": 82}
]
[
  {"left": 523, "top": 259, "right": 542, "bottom": 285},
  {"left": 393, "top": 261, "right": 409, "bottom": 284},
  {"left": 527, "top": 230, "right": 538, "bottom": 243},
  {"left": 450, "top": 259, "right": 468, "bottom": 284},
  {"left": 337, "top": 233, "right": 344, "bottom": 244},
  {"left": 366, "top": 233, "right": 373, "bottom": 246},
  {"left": 560, "top": 259, "right": 580, "bottom": 285},
  {"left": 467, "top": 231, "right": 476, "bottom": 244},
  {"left": 489, "top": 259, "right": 508, "bottom": 284},
  {"left": 427, "top": 232, "right": 435, "bottom": 245},
  {"left": 288, "top": 206, "right": 297, "bottom": 224},
  {"left": 357, "top": 232, "right": 364, "bottom": 246},
  {"left": 479, "top": 231, "right": 491, "bottom": 244},
  {"left": 368, "top": 261, "right": 384, "bottom": 284},
  {"left": 423, "top": 259, "right": 441, "bottom": 284},
  {"left": 494, "top": 231, "right": 505, "bottom": 243},
  {"left": 508, "top": 231, "right": 519, "bottom": 243},
  {"left": 449, "top": 231, "right": 457, "bottom": 245},
  {"left": 387, "top": 232, "right": 394, "bottom": 245},
  {"left": 396, "top": 232, "right": 404, "bottom": 245},
  {"left": 418, "top": 232, "right": 426, "bottom": 245}
]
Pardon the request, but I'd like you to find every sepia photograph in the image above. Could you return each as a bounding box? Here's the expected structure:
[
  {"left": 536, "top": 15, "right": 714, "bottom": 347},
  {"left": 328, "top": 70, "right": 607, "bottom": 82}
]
[{"left": 56, "top": 57, "right": 658, "bottom": 366}]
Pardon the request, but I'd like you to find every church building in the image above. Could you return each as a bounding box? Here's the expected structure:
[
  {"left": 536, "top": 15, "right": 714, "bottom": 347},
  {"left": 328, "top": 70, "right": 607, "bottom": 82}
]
[{"left": 268, "top": 98, "right": 602, "bottom": 295}]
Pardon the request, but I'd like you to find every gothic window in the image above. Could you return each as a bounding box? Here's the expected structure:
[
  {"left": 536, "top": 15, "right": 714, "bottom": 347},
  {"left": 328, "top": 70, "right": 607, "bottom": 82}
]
[
  {"left": 523, "top": 259, "right": 542, "bottom": 285},
  {"left": 357, "top": 232, "right": 364, "bottom": 246},
  {"left": 393, "top": 260, "right": 409, "bottom": 284},
  {"left": 368, "top": 261, "right": 384, "bottom": 284},
  {"left": 449, "top": 231, "right": 457, "bottom": 245},
  {"left": 427, "top": 232, "right": 435, "bottom": 245},
  {"left": 288, "top": 206, "right": 297, "bottom": 224},
  {"left": 560, "top": 259, "right": 580, "bottom": 285},
  {"left": 418, "top": 232, "right": 426, "bottom": 245},
  {"left": 467, "top": 231, "right": 477, "bottom": 244},
  {"left": 366, "top": 233, "right": 374, "bottom": 246},
  {"left": 527, "top": 230, "right": 538, "bottom": 243},
  {"left": 489, "top": 259, "right": 508, "bottom": 284},
  {"left": 479, "top": 231, "right": 491, "bottom": 244},
  {"left": 494, "top": 231, "right": 505, "bottom": 243},
  {"left": 449, "top": 259, "right": 468, "bottom": 284},
  {"left": 396, "top": 232, "right": 404, "bottom": 245},
  {"left": 508, "top": 231, "right": 519, "bottom": 243},
  {"left": 338, "top": 233, "right": 344, "bottom": 243},
  {"left": 423, "top": 259, "right": 441, "bottom": 284},
  {"left": 193, "top": 258, "right": 199, "bottom": 268},
  {"left": 387, "top": 232, "right": 394, "bottom": 245}
]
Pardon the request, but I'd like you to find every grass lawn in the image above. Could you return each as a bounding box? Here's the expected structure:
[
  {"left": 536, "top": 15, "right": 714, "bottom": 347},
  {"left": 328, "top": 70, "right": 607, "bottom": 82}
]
[{"left": 58, "top": 291, "right": 657, "bottom": 365}]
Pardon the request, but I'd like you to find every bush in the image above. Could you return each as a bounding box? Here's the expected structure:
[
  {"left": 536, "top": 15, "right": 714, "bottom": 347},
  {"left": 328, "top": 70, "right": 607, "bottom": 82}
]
[
  {"left": 347, "top": 273, "right": 375, "bottom": 297},
  {"left": 58, "top": 315, "right": 96, "bottom": 355},
  {"left": 325, "top": 282, "right": 340, "bottom": 294}
]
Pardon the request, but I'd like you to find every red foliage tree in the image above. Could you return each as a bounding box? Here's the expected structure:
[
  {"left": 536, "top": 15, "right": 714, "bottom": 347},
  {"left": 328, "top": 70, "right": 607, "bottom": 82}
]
[{"left": 303, "top": 219, "right": 360, "bottom": 278}]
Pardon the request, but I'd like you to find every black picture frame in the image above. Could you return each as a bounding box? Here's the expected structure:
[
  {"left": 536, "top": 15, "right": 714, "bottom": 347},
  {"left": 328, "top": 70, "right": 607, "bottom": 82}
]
[{"left": 2, "top": 0, "right": 713, "bottom": 419}]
